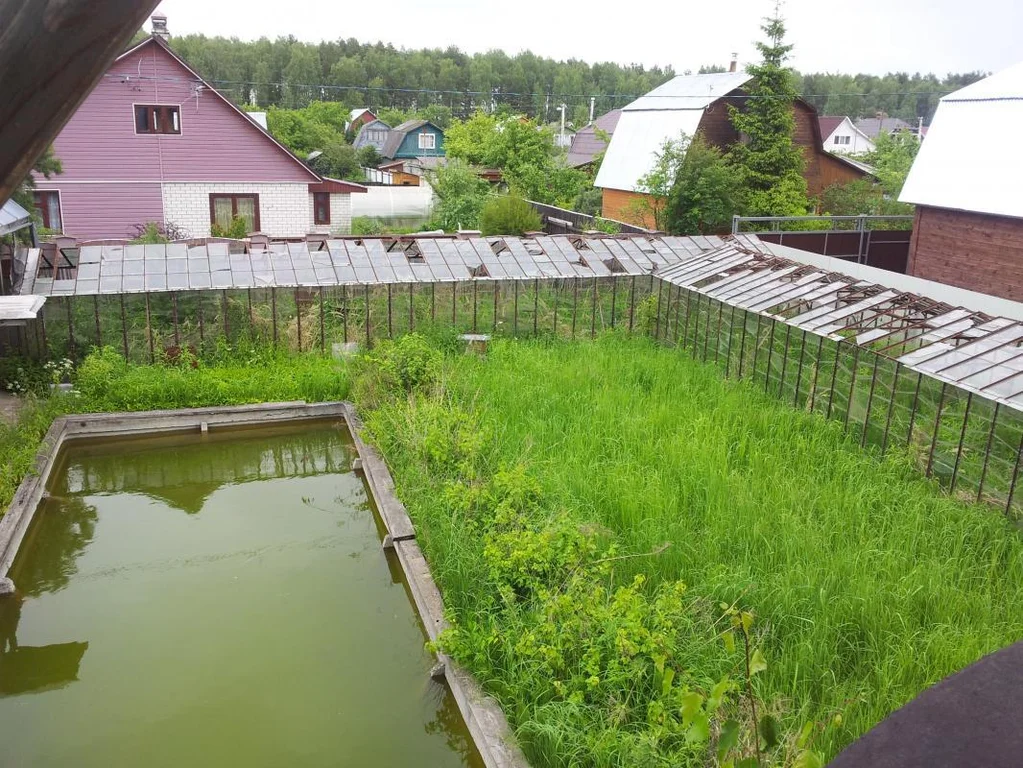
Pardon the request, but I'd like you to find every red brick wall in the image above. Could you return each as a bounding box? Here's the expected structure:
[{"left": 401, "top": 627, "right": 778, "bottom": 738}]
[{"left": 908, "top": 206, "right": 1023, "bottom": 301}]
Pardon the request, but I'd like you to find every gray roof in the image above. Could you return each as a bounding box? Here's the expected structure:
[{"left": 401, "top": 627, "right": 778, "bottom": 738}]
[
  {"left": 17, "top": 235, "right": 726, "bottom": 297},
  {"left": 567, "top": 110, "right": 622, "bottom": 168},
  {"left": 353, "top": 119, "right": 392, "bottom": 152},
  {"left": 0, "top": 198, "right": 32, "bottom": 237},
  {"left": 381, "top": 119, "right": 437, "bottom": 159},
  {"left": 853, "top": 117, "right": 915, "bottom": 138}
]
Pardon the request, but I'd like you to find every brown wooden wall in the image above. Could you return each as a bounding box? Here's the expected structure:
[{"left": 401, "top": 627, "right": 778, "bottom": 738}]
[
  {"left": 601, "top": 188, "right": 659, "bottom": 229},
  {"left": 696, "top": 97, "right": 866, "bottom": 200},
  {"left": 908, "top": 206, "right": 1023, "bottom": 301}
]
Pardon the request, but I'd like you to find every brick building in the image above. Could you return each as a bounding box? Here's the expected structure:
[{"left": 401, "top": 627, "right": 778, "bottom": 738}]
[
  {"left": 594, "top": 72, "right": 868, "bottom": 229},
  {"left": 901, "top": 61, "right": 1023, "bottom": 301}
]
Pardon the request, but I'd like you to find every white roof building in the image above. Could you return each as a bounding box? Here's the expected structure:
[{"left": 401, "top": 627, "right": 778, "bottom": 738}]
[
  {"left": 900, "top": 61, "right": 1023, "bottom": 219},
  {"left": 594, "top": 72, "right": 752, "bottom": 193}
]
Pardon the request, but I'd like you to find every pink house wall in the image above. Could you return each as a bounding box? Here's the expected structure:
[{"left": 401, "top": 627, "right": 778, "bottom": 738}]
[{"left": 34, "top": 38, "right": 319, "bottom": 239}]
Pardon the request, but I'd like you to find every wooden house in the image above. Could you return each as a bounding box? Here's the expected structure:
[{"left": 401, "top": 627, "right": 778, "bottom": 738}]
[
  {"left": 594, "top": 73, "right": 868, "bottom": 228},
  {"left": 381, "top": 120, "right": 445, "bottom": 161},
  {"left": 31, "top": 24, "right": 366, "bottom": 240},
  {"left": 901, "top": 61, "right": 1023, "bottom": 300},
  {"left": 818, "top": 116, "right": 875, "bottom": 156},
  {"left": 353, "top": 119, "right": 392, "bottom": 154}
]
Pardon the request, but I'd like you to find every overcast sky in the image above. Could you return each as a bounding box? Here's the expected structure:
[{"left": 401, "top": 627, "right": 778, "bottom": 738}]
[{"left": 152, "top": 0, "right": 1021, "bottom": 77}]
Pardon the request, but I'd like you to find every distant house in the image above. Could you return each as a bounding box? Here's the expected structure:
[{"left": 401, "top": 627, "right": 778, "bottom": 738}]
[
  {"left": 900, "top": 61, "right": 1023, "bottom": 300},
  {"left": 567, "top": 109, "right": 622, "bottom": 169},
  {"left": 31, "top": 23, "right": 366, "bottom": 240},
  {"left": 381, "top": 119, "right": 445, "bottom": 161},
  {"left": 854, "top": 115, "right": 926, "bottom": 140},
  {"left": 818, "top": 116, "right": 875, "bottom": 156},
  {"left": 594, "top": 72, "right": 868, "bottom": 228},
  {"left": 348, "top": 109, "right": 378, "bottom": 133},
  {"left": 353, "top": 119, "right": 392, "bottom": 153}
]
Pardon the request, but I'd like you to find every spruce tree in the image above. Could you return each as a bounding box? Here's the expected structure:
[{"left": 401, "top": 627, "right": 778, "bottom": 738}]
[{"left": 729, "top": 4, "right": 810, "bottom": 216}]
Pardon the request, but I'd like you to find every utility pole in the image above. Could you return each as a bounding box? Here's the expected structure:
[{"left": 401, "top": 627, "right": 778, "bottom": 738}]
[
  {"left": 559, "top": 103, "right": 567, "bottom": 146},
  {"left": 589, "top": 96, "right": 596, "bottom": 124}
]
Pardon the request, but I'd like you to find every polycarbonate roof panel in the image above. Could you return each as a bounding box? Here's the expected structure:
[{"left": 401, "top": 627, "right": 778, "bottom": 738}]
[{"left": 658, "top": 238, "right": 1023, "bottom": 413}]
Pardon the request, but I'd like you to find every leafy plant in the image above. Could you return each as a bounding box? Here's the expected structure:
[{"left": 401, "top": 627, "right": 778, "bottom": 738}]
[
  {"left": 480, "top": 195, "right": 542, "bottom": 236},
  {"left": 427, "top": 160, "right": 491, "bottom": 231},
  {"left": 210, "top": 215, "right": 249, "bottom": 239}
]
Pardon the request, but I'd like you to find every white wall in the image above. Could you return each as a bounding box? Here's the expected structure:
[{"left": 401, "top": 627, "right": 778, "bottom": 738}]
[
  {"left": 162, "top": 182, "right": 311, "bottom": 238},
  {"left": 824, "top": 121, "right": 875, "bottom": 156},
  {"left": 309, "top": 192, "right": 353, "bottom": 235}
]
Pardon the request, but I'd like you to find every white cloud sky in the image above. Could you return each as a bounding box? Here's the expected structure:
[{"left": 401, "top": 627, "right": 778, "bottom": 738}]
[{"left": 152, "top": 0, "right": 1021, "bottom": 76}]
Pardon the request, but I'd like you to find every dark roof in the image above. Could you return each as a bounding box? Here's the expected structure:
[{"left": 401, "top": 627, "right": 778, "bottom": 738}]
[
  {"left": 817, "top": 116, "right": 847, "bottom": 138},
  {"left": 854, "top": 116, "right": 915, "bottom": 138},
  {"left": 567, "top": 109, "right": 622, "bottom": 168},
  {"left": 381, "top": 119, "right": 440, "bottom": 158}
]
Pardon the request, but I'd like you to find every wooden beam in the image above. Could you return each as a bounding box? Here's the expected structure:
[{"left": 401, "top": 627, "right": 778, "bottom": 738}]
[{"left": 0, "top": 0, "right": 161, "bottom": 202}]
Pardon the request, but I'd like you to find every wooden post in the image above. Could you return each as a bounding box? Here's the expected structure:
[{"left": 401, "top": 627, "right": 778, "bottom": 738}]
[{"left": 119, "top": 293, "right": 129, "bottom": 359}]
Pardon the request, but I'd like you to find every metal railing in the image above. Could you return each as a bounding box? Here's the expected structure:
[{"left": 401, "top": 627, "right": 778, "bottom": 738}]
[{"left": 732, "top": 214, "right": 915, "bottom": 234}]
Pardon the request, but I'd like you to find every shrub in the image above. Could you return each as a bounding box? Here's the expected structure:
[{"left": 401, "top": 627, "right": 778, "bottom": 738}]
[
  {"left": 480, "top": 195, "right": 542, "bottom": 236},
  {"left": 351, "top": 333, "right": 443, "bottom": 409},
  {"left": 210, "top": 215, "right": 249, "bottom": 239},
  {"left": 351, "top": 216, "right": 385, "bottom": 236}
]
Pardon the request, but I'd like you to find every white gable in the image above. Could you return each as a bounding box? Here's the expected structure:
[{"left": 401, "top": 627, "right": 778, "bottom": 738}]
[{"left": 900, "top": 61, "right": 1023, "bottom": 218}]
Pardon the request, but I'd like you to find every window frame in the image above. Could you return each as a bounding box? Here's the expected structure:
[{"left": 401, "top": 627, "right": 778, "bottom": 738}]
[
  {"left": 33, "top": 190, "right": 63, "bottom": 231},
  {"left": 208, "top": 193, "right": 261, "bottom": 233},
  {"left": 418, "top": 132, "right": 436, "bottom": 150},
  {"left": 313, "top": 192, "right": 331, "bottom": 226},
  {"left": 134, "top": 104, "right": 182, "bottom": 135}
]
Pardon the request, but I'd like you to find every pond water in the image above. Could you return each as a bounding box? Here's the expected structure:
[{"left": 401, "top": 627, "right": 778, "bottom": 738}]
[{"left": 0, "top": 421, "right": 483, "bottom": 768}]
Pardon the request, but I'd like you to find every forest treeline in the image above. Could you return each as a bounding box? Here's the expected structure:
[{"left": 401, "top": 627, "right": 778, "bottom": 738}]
[{"left": 162, "top": 34, "right": 986, "bottom": 126}]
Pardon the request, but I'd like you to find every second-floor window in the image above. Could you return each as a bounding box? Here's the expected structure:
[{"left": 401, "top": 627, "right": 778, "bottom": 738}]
[
  {"left": 418, "top": 132, "right": 436, "bottom": 150},
  {"left": 834, "top": 135, "right": 851, "bottom": 145},
  {"left": 135, "top": 105, "right": 181, "bottom": 135}
]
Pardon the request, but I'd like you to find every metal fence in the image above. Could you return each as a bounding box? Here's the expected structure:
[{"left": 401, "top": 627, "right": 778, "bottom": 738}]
[
  {"left": 529, "top": 201, "right": 658, "bottom": 236},
  {"left": 651, "top": 273, "right": 1023, "bottom": 518},
  {"left": 24, "top": 276, "right": 658, "bottom": 363}
]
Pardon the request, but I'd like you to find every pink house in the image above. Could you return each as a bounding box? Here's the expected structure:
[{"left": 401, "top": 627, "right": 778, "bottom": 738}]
[{"left": 33, "top": 25, "right": 365, "bottom": 241}]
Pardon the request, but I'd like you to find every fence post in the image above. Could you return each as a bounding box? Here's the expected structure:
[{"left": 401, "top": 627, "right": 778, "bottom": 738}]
[
  {"left": 628, "top": 276, "right": 637, "bottom": 334},
  {"left": 950, "top": 392, "right": 973, "bottom": 493},
  {"left": 119, "top": 294, "right": 129, "bottom": 359}
]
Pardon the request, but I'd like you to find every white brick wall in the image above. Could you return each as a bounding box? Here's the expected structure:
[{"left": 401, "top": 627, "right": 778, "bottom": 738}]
[
  {"left": 308, "top": 192, "right": 353, "bottom": 235},
  {"left": 162, "top": 182, "right": 312, "bottom": 238}
]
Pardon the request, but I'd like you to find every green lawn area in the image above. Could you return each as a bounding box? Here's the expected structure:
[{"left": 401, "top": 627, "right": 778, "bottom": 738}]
[{"left": 360, "top": 333, "right": 1023, "bottom": 766}]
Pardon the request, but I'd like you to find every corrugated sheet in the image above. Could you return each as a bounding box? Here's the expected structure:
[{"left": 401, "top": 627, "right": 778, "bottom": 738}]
[
  {"left": 659, "top": 239, "right": 1023, "bottom": 413},
  {"left": 594, "top": 72, "right": 751, "bottom": 193},
  {"left": 900, "top": 61, "right": 1023, "bottom": 218},
  {"left": 0, "top": 296, "right": 46, "bottom": 323}
]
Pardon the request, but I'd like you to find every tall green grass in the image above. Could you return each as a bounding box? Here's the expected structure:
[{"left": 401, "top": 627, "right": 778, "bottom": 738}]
[{"left": 365, "top": 334, "right": 1023, "bottom": 764}]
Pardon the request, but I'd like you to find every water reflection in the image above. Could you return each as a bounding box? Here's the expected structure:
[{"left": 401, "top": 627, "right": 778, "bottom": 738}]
[
  {"left": 425, "top": 681, "right": 486, "bottom": 767},
  {"left": 0, "top": 494, "right": 94, "bottom": 697}
]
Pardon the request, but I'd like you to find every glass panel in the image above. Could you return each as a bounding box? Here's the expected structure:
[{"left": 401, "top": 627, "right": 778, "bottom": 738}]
[
  {"left": 135, "top": 105, "right": 149, "bottom": 133},
  {"left": 213, "top": 197, "right": 233, "bottom": 229},
  {"left": 171, "top": 108, "right": 180, "bottom": 133},
  {"left": 235, "top": 197, "right": 256, "bottom": 232},
  {"left": 152, "top": 107, "right": 160, "bottom": 133},
  {"left": 47, "top": 193, "right": 62, "bottom": 231}
]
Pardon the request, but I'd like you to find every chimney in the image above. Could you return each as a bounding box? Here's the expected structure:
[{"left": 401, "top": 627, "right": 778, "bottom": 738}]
[
  {"left": 151, "top": 14, "right": 169, "bottom": 39},
  {"left": 729, "top": 53, "right": 738, "bottom": 73}
]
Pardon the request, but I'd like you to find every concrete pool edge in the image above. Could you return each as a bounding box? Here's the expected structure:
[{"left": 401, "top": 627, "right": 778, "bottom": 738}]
[{"left": 0, "top": 401, "right": 529, "bottom": 768}]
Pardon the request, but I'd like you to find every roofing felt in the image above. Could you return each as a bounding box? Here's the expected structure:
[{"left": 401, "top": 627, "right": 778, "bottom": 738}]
[
  {"left": 658, "top": 239, "right": 1023, "bottom": 413},
  {"left": 567, "top": 109, "right": 622, "bottom": 168},
  {"left": 900, "top": 60, "right": 1023, "bottom": 218},
  {"left": 17, "top": 235, "right": 725, "bottom": 298},
  {"left": 817, "top": 116, "right": 847, "bottom": 139}
]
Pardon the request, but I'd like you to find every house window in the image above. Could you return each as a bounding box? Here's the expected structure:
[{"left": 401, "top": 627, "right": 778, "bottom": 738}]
[
  {"left": 135, "top": 104, "right": 181, "bottom": 135},
  {"left": 209, "top": 194, "right": 260, "bottom": 233},
  {"left": 313, "top": 192, "right": 330, "bottom": 226},
  {"left": 834, "top": 135, "right": 851, "bottom": 145},
  {"left": 418, "top": 132, "right": 436, "bottom": 150},
  {"left": 33, "top": 191, "right": 62, "bottom": 231}
]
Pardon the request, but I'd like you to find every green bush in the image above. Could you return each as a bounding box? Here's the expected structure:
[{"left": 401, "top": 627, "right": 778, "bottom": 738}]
[
  {"left": 480, "top": 195, "right": 542, "bottom": 236},
  {"left": 210, "top": 215, "right": 249, "bottom": 239}
]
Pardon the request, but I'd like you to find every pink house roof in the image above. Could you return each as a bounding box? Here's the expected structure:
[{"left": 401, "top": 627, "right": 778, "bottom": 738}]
[{"left": 817, "top": 116, "right": 847, "bottom": 139}]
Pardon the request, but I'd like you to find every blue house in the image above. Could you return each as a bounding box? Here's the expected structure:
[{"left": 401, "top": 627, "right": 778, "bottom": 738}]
[
  {"left": 353, "top": 119, "right": 391, "bottom": 153},
  {"left": 381, "top": 119, "right": 445, "bottom": 160}
]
